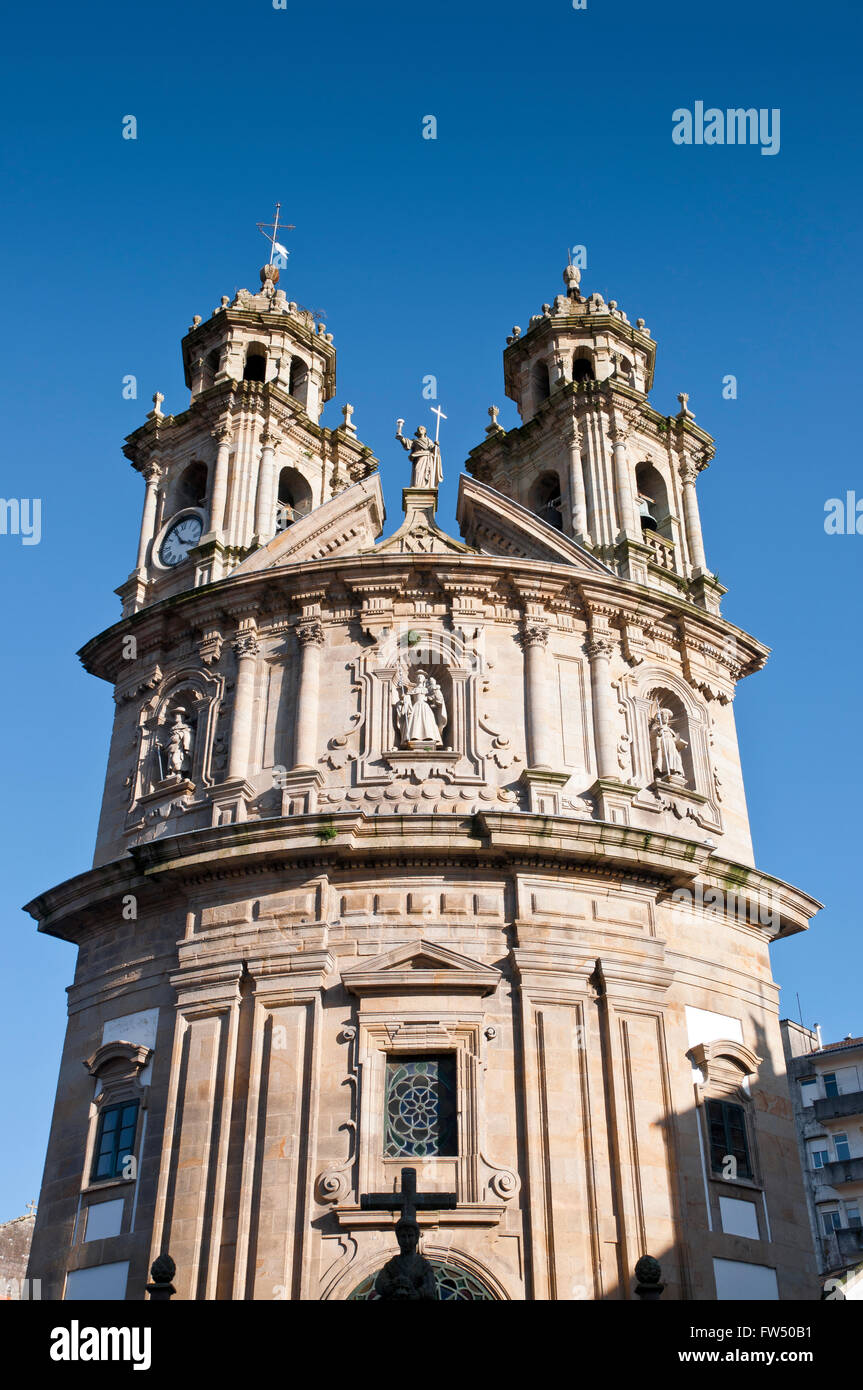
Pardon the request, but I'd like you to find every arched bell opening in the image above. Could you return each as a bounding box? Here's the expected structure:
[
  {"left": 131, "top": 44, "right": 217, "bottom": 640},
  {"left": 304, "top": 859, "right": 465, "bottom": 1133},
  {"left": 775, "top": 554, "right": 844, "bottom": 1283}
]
[
  {"left": 529, "top": 471, "right": 563, "bottom": 531},
  {"left": 243, "top": 342, "right": 267, "bottom": 383},
  {"left": 635, "top": 461, "right": 673, "bottom": 544},
  {"left": 275, "top": 466, "right": 313, "bottom": 532}
]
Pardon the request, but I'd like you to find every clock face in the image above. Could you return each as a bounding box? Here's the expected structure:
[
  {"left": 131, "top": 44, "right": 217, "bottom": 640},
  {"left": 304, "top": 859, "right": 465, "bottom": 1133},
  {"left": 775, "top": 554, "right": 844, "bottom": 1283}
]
[{"left": 159, "top": 514, "right": 203, "bottom": 567}]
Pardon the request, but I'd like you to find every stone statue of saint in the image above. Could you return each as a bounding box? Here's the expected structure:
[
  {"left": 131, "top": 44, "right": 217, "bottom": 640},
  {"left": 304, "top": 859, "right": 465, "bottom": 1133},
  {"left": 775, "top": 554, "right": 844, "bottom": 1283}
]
[
  {"left": 395, "top": 421, "right": 443, "bottom": 489},
  {"left": 393, "top": 669, "right": 447, "bottom": 748},
  {"left": 651, "top": 707, "right": 687, "bottom": 781},
  {"left": 163, "top": 709, "right": 193, "bottom": 779},
  {"left": 373, "top": 1219, "right": 437, "bottom": 1301}
]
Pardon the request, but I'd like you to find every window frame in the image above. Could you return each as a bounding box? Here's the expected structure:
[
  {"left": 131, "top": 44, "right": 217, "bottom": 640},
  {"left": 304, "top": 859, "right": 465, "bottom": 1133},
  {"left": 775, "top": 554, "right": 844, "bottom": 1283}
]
[
  {"left": 705, "top": 1096, "right": 753, "bottom": 1181},
  {"left": 90, "top": 1099, "right": 141, "bottom": 1183},
  {"left": 383, "top": 1052, "right": 458, "bottom": 1160}
]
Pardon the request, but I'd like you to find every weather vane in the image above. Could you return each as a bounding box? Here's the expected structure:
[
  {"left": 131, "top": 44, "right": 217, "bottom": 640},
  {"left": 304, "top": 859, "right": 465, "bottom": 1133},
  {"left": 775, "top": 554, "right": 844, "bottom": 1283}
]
[{"left": 256, "top": 203, "right": 295, "bottom": 267}]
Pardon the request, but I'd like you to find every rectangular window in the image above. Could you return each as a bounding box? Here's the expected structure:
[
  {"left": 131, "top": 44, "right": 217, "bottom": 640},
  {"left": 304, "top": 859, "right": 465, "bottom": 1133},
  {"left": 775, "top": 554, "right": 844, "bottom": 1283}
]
[
  {"left": 820, "top": 1208, "right": 841, "bottom": 1236},
  {"left": 799, "top": 1077, "right": 818, "bottom": 1106},
  {"left": 91, "top": 1101, "right": 139, "bottom": 1181},
  {"left": 705, "top": 1098, "right": 752, "bottom": 1180},
  {"left": 812, "top": 1148, "right": 829, "bottom": 1169},
  {"left": 845, "top": 1206, "right": 861, "bottom": 1229},
  {"left": 823, "top": 1072, "right": 839, "bottom": 1098},
  {"left": 384, "top": 1055, "right": 457, "bottom": 1158},
  {"left": 834, "top": 1132, "right": 851, "bottom": 1161}
]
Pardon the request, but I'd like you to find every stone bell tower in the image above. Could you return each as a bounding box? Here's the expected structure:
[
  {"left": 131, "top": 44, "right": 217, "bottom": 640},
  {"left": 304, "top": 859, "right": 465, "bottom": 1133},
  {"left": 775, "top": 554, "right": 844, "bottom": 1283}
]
[
  {"left": 118, "top": 261, "right": 378, "bottom": 617},
  {"left": 467, "top": 263, "right": 722, "bottom": 616}
]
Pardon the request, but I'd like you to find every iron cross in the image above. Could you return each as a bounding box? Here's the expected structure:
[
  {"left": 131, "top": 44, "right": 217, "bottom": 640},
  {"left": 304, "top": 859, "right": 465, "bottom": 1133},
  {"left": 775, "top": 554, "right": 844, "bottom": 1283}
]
[
  {"left": 360, "top": 1166, "right": 457, "bottom": 1223},
  {"left": 429, "top": 404, "right": 447, "bottom": 442}
]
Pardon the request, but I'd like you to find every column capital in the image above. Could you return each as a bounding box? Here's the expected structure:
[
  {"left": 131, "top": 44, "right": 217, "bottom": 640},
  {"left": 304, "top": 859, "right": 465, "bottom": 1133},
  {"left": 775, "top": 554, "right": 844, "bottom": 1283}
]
[
  {"left": 296, "top": 618, "right": 325, "bottom": 647},
  {"left": 142, "top": 460, "right": 162, "bottom": 485},
  {"left": 586, "top": 634, "right": 616, "bottom": 662},
  {"left": 260, "top": 427, "right": 283, "bottom": 449},
  {"left": 678, "top": 458, "right": 700, "bottom": 486},
  {"left": 232, "top": 632, "right": 259, "bottom": 659},
  {"left": 517, "top": 620, "right": 549, "bottom": 651},
  {"left": 211, "top": 422, "right": 234, "bottom": 445}
]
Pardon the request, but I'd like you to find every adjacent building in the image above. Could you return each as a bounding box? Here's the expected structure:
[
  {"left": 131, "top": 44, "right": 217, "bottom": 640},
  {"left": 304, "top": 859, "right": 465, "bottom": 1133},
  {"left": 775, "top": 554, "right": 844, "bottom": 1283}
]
[{"left": 782, "top": 1022, "right": 863, "bottom": 1293}]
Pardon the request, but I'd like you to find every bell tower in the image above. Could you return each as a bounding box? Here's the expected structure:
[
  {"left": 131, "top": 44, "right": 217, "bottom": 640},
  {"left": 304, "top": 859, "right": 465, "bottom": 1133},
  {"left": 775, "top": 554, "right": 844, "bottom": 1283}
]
[
  {"left": 118, "top": 259, "right": 378, "bottom": 616},
  {"left": 466, "top": 264, "right": 724, "bottom": 615}
]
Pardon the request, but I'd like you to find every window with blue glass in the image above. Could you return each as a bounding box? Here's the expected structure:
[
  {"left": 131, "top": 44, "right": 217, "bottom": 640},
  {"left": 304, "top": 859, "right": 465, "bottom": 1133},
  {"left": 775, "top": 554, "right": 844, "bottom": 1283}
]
[
  {"left": 384, "top": 1055, "right": 457, "bottom": 1158},
  {"left": 91, "top": 1100, "right": 139, "bottom": 1181}
]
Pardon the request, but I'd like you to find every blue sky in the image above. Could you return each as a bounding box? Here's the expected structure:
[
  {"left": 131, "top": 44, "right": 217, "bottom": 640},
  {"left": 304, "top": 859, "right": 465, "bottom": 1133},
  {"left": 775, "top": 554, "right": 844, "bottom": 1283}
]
[{"left": 0, "top": 0, "right": 860, "bottom": 1219}]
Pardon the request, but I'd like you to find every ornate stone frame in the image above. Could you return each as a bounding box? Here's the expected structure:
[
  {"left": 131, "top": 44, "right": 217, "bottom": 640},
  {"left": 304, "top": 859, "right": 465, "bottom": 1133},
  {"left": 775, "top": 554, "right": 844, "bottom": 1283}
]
[
  {"left": 129, "top": 666, "right": 225, "bottom": 817},
  {"left": 351, "top": 627, "right": 487, "bottom": 787},
  {"left": 81, "top": 1040, "right": 152, "bottom": 1198},
  {"left": 689, "top": 1038, "right": 765, "bottom": 1195},
  {"left": 324, "top": 941, "right": 517, "bottom": 1228},
  {"left": 621, "top": 665, "right": 722, "bottom": 832}
]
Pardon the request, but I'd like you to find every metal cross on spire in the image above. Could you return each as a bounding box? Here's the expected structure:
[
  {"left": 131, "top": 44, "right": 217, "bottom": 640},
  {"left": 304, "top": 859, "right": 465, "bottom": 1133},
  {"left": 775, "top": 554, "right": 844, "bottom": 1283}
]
[{"left": 256, "top": 203, "right": 295, "bottom": 267}]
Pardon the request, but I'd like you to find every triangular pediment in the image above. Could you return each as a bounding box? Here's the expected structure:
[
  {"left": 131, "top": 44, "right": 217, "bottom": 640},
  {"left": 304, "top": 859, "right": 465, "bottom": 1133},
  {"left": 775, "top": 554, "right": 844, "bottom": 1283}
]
[
  {"left": 233, "top": 474, "right": 385, "bottom": 574},
  {"left": 342, "top": 938, "right": 501, "bottom": 995},
  {"left": 456, "top": 474, "right": 615, "bottom": 573}
]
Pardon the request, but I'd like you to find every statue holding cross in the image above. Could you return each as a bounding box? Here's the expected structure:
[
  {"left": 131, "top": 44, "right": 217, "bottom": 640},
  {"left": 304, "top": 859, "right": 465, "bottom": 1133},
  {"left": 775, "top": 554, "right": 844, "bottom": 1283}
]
[
  {"left": 360, "top": 1166, "right": 457, "bottom": 1301},
  {"left": 395, "top": 406, "right": 446, "bottom": 489}
]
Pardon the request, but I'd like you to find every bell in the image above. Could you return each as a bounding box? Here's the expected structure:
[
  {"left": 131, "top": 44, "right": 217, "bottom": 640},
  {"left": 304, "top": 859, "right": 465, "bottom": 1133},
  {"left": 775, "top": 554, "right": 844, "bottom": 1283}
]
[{"left": 638, "top": 495, "right": 658, "bottom": 530}]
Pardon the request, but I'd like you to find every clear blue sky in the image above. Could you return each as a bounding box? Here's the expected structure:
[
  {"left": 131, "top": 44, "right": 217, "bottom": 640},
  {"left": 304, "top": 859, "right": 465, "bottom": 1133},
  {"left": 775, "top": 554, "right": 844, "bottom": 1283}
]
[{"left": 1, "top": 0, "right": 860, "bottom": 1221}]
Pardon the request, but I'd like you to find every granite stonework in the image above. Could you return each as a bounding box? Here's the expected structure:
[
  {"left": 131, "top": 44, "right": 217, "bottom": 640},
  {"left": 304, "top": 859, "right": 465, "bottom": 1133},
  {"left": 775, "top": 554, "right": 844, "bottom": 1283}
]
[{"left": 25, "top": 261, "right": 821, "bottom": 1301}]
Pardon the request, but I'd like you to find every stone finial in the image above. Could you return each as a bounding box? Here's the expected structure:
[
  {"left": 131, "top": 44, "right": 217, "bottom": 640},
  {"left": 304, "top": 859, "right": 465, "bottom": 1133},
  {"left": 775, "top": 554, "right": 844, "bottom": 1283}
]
[
  {"left": 563, "top": 262, "right": 581, "bottom": 297},
  {"left": 341, "top": 402, "right": 357, "bottom": 435},
  {"left": 147, "top": 1253, "right": 176, "bottom": 1301},
  {"left": 486, "top": 404, "right": 502, "bottom": 433},
  {"left": 677, "top": 392, "right": 694, "bottom": 419},
  {"left": 634, "top": 1254, "right": 664, "bottom": 1300},
  {"left": 150, "top": 391, "right": 164, "bottom": 418},
  {"left": 506, "top": 326, "right": 522, "bottom": 345}
]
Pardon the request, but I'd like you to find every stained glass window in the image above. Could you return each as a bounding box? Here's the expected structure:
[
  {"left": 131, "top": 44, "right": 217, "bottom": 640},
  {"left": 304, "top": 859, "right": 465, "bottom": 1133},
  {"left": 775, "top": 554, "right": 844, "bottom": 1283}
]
[
  {"left": 384, "top": 1055, "right": 457, "bottom": 1158},
  {"left": 349, "top": 1260, "right": 494, "bottom": 1301}
]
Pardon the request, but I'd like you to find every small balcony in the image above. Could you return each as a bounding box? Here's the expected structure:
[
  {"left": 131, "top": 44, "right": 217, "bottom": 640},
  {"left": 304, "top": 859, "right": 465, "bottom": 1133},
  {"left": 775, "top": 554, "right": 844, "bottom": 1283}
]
[
  {"left": 821, "top": 1156, "right": 863, "bottom": 1187},
  {"left": 814, "top": 1090, "right": 863, "bottom": 1124}
]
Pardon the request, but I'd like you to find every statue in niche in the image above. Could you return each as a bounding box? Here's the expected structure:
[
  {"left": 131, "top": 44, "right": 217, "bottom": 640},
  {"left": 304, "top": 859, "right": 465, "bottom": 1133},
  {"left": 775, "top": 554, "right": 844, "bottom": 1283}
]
[
  {"left": 650, "top": 706, "right": 687, "bottom": 782},
  {"left": 160, "top": 708, "right": 194, "bottom": 780},
  {"left": 395, "top": 421, "right": 443, "bottom": 489},
  {"left": 392, "top": 668, "right": 447, "bottom": 748}
]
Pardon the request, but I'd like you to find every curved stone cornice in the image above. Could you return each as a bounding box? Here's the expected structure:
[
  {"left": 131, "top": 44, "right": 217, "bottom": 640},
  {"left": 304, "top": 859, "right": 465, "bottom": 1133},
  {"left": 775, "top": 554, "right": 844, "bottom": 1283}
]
[
  {"left": 79, "top": 549, "right": 769, "bottom": 688},
  {"left": 23, "top": 811, "right": 822, "bottom": 947}
]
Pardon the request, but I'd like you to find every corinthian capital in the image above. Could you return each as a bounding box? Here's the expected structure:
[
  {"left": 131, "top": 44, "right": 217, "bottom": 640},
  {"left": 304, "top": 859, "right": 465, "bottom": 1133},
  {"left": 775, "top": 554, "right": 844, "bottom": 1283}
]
[
  {"left": 260, "top": 427, "right": 282, "bottom": 449},
  {"left": 678, "top": 458, "right": 699, "bottom": 486},
  {"left": 142, "top": 460, "right": 162, "bottom": 485},
  {"left": 211, "top": 422, "right": 234, "bottom": 445},
  {"left": 586, "top": 634, "right": 616, "bottom": 662},
  {"left": 296, "top": 619, "right": 324, "bottom": 648},
  {"left": 232, "top": 632, "right": 259, "bottom": 659},
  {"left": 517, "top": 621, "right": 549, "bottom": 650}
]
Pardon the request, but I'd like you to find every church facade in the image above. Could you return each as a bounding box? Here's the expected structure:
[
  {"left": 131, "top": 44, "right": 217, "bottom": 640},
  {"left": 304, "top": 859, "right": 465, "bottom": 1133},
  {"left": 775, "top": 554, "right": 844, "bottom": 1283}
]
[{"left": 25, "top": 255, "right": 820, "bottom": 1301}]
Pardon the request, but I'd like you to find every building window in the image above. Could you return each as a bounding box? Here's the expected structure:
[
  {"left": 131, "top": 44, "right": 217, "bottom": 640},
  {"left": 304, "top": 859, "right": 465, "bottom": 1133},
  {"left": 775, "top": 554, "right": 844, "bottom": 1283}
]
[
  {"left": 834, "top": 1132, "right": 851, "bottom": 1161},
  {"left": 705, "top": 1098, "right": 752, "bottom": 1179},
  {"left": 800, "top": 1076, "right": 818, "bottom": 1105},
  {"left": 846, "top": 1205, "right": 861, "bottom": 1229},
  {"left": 820, "top": 1208, "right": 841, "bottom": 1237},
  {"left": 823, "top": 1072, "right": 839, "bottom": 1098},
  {"left": 91, "top": 1101, "right": 139, "bottom": 1181},
  {"left": 384, "top": 1055, "right": 457, "bottom": 1158},
  {"left": 811, "top": 1147, "right": 829, "bottom": 1169}
]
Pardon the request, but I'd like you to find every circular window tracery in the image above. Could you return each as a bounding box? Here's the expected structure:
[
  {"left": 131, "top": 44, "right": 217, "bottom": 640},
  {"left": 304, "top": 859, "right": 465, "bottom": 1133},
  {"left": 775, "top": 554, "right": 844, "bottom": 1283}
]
[{"left": 348, "top": 1261, "right": 496, "bottom": 1301}]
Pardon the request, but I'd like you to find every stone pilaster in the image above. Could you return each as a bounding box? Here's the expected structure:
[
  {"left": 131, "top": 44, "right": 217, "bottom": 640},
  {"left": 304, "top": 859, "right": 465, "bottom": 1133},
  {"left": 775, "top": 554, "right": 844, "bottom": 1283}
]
[
  {"left": 211, "top": 626, "right": 257, "bottom": 823},
  {"left": 253, "top": 428, "right": 281, "bottom": 541},
  {"left": 586, "top": 623, "right": 636, "bottom": 824},
  {"left": 207, "top": 422, "right": 233, "bottom": 537},
  {"left": 281, "top": 616, "right": 325, "bottom": 814},
  {"left": 565, "top": 425, "right": 591, "bottom": 546},
  {"left": 608, "top": 419, "right": 638, "bottom": 542}
]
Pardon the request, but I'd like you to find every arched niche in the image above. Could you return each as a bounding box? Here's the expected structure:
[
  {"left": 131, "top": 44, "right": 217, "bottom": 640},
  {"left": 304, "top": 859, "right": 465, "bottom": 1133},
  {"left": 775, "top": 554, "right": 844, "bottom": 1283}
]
[
  {"left": 529, "top": 471, "right": 563, "bottom": 530},
  {"left": 288, "top": 355, "right": 309, "bottom": 406},
  {"left": 172, "top": 460, "right": 209, "bottom": 515},
  {"left": 619, "top": 667, "right": 720, "bottom": 831},
  {"left": 243, "top": 341, "right": 267, "bottom": 383},
  {"left": 352, "top": 626, "right": 487, "bottom": 788},
  {"left": 572, "top": 349, "right": 595, "bottom": 383},
  {"left": 132, "top": 668, "right": 224, "bottom": 804},
  {"left": 530, "top": 359, "right": 550, "bottom": 404},
  {"left": 275, "top": 466, "right": 313, "bottom": 532}
]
